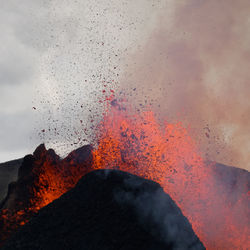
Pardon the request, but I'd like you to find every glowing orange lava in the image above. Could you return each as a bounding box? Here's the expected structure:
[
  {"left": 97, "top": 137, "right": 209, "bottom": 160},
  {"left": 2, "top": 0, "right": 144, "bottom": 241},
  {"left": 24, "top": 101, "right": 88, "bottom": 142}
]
[{"left": 92, "top": 102, "right": 249, "bottom": 250}]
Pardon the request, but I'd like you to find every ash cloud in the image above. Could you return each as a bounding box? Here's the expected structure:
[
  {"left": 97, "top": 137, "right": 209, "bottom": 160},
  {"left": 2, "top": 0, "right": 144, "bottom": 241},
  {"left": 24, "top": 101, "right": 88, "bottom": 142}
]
[{"left": 119, "top": 0, "right": 250, "bottom": 171}]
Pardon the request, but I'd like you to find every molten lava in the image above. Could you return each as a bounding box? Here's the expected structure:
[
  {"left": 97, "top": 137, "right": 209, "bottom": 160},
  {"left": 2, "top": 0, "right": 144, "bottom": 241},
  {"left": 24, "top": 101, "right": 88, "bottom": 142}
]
[
  {"left": 0, "top": 99, "right": 249, "bottom": 249},
  {"left": 92, "top": 102, "right": 249, "bottom": 250}
]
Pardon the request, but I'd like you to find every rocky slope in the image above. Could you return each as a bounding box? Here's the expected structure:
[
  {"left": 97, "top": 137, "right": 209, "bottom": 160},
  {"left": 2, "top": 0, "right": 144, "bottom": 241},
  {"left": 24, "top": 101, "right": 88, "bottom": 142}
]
[{"left": 1, "top": 170, "right": 205, "bottom": 250}]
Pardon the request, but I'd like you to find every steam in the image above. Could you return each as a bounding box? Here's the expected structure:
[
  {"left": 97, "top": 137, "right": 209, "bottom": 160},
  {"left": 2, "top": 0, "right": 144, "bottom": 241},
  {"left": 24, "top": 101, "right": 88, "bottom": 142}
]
[{"left": 119, "top": 0, "right": 250, "bottom": 171}]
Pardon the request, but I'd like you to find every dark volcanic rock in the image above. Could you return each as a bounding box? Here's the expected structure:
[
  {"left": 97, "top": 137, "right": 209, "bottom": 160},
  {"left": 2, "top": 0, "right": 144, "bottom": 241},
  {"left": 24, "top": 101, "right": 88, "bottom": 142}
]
[
  {"left": 0, "top": 144, "right": 60, "bottom": 211},
  {"left": 1, "top": 170, "right": 205, "bottom": 250},
  {"left": 0, "top": 144, "right": 93, "bottom": 245},
  {"left": 0, "top": 144, "right": 93, "bottom": 212}
]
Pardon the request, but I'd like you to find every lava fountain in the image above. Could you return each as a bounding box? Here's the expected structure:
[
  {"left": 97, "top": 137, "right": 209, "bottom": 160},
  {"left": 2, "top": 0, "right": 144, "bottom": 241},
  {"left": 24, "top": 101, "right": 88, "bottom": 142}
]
[
  {"left": 92, "top": 99, "right": 249, "bottom": 249},
  {"left": 0, "top": 98, "right": 249, "bottom": 249}
]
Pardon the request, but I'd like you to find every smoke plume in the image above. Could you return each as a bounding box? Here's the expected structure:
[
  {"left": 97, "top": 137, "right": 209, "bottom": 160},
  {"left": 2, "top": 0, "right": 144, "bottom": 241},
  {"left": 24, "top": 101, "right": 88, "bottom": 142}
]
[{"left": 119, "top": 0, "right": 250, "bottom": 171}]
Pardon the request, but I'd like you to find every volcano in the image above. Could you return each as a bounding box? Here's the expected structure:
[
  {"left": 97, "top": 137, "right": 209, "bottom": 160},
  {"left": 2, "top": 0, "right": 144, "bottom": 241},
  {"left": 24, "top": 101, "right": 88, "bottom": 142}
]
[
  {"left": 0, "top": 144, "right": 249, "bottom": 249},
  {"left": 1, "top": 169, "right": 205, "bottom": 250},
  {"left": 0, "top": 144, "right": 93, "bottom": 245}
]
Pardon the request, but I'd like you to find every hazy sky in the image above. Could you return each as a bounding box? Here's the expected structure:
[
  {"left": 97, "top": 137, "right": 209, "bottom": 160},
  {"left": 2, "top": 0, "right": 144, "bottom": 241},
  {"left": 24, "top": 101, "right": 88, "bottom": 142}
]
[
  {"left": 0, "top": 0, "right": 249, "bottom": 171},
  {"left": 0, "top": 1, "right": 41, "bottom": 161}
]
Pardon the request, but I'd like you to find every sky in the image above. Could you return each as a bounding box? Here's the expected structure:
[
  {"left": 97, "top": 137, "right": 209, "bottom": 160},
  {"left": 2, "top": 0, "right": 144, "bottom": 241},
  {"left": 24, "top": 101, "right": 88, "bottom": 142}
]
[
  {"left": 0, "top": 0, "right": 249, "bottom": 171},
  {"left": 0, "top": 1, "right": 41, "bottom": 161}
]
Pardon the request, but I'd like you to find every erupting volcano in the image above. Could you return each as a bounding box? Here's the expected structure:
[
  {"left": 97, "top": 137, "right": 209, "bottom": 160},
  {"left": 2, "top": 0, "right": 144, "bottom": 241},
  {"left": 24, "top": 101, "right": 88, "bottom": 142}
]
[
  {"left": 1, "top": 0, "right": 250, "bottom": 249},
  {"left": 93, "top": 100, "right": 250, "bottom": 249},
  {"left": 0, "top": 98, "right": 249, "bottom": 249}
]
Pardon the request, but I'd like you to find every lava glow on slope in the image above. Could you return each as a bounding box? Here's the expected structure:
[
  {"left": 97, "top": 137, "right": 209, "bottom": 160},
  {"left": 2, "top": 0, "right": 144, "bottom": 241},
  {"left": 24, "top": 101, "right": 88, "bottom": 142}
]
[
  {"left": 0, "top": 98, "right": 249, "bottom": 249},
  {"left": 92, "top": 100, "right": 249, "bottom": 249}
]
